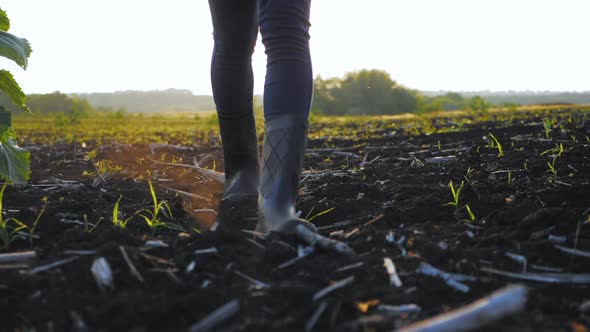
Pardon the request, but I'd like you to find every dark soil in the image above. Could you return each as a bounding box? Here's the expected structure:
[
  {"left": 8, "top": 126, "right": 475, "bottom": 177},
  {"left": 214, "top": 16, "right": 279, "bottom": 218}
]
[{"left": 2, "top": 109, "right": 590, "bottom": 331}]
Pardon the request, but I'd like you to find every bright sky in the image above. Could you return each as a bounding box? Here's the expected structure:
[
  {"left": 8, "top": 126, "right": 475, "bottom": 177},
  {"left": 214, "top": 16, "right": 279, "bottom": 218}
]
[{"left": 2, "top": 0, "right": 589, "bottom": 94}]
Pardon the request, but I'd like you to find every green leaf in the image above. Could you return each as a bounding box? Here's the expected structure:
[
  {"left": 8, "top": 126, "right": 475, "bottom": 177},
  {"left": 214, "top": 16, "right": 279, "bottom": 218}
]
[
  {"left": 0, "top": 31, "right": 31, "bottom": 69},
  {"left": 0, "top": 70, "right": 30, "bottom": 112},
  {"left": 0, "top": 107, "right": 30, "bottom": 182},
  {"left": 0, "top": 8, "right": 9, "bottom": 31},
  {"left": 0, "top": 106, "right": 10, "bottom": 135}
]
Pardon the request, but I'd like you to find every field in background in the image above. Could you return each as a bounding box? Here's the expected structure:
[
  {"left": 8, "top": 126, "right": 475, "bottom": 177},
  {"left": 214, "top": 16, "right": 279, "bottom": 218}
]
[{"left": 14, "top": 104, "right": 589, "bottom": 147}]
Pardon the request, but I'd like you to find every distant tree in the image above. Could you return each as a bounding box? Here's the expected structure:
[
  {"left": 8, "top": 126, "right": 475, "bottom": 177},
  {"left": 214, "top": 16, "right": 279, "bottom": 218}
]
[
  {"left": 469, "top": 96, "right": 489, "bottom": 113},
  {"left": 312, "top": 75, "right": 342, "bottom": 115},
  {"left": 312, "top": 69, "right": 419, "bottom": 115}
]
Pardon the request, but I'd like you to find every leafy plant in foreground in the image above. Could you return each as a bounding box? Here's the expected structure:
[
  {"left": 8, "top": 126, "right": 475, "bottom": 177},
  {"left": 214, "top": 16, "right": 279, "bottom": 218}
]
[{"left": 0, "top": 8, "right": 32, "bottom": 183}]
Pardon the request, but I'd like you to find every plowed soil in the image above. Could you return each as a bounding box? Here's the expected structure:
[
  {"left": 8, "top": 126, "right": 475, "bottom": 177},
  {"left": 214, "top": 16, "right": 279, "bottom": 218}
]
[{"left": 2, "top": 109, "right": 590, "bottom": 331}]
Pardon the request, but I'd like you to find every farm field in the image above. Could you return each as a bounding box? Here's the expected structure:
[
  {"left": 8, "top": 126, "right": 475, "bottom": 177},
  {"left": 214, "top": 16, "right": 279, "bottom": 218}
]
[{"left": 2, "top": 105, "right": 590, "bottom": 331}]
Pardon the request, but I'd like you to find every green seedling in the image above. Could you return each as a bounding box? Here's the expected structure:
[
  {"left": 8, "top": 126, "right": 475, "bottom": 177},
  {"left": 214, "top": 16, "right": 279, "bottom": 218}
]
[
  {"left": 523, "top": 160, "right": 528, "bottom": 171},
  {"left": 511, "top": 142, "right": 524, "bottom": 152},
  {"left": 84, "top": 214, "right": 103, "bottom": 233},
  {"left": 463, "top": 167, "right": 478, "bottom": 187},
  {"left": 543, "top": 118, "right": 552, "bottom": 139},
  {"left": 28, "top": 197, "right": 47, "bottom": 247},
  {"left": 546, "top": 156, "right": 558, "bottom": 177},
  {"left": 507, "top": 171, "right": 513, "bottom": 185},
  {"left": 112, "top": 195, "right": 134, "bottom": 229},
  {"left": 305, "top": 207, "right": 335, "bottom": 222},
  {"left": 488, "top": 132, "right": 504, "bottom": 157},
  {"left": 138, "top": 179, "right": 174, "bottom": 231},
  {"left": 465, "top": 204, "right": 476, "bottom": 222},
  {"left": 540, "top": 143, "right": 566, "bottom": 157},
  {"left": 444, "top": 180, "right": 464, "bottom": 208},
  {"left": 0, "top": 182, "right": 28, "bottom": 249}
]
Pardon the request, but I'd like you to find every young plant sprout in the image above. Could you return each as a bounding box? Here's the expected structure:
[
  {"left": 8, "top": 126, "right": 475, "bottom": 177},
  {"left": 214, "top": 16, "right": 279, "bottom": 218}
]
[
  {"left": 0, "top": 183, "right": 45, "bottom": 249},
  {"left": 112, "top": 195, "right": 134, "bottom": 229},
  {"left": 0, "top": 183, "right": 28, "bottom": 249},
  {"left": 547, "top": 156, "right": 558, "bottom": 177},
  {"left": 444, "top": 180, "right": 464, "bottom": 210},
  {"left": 487, "top": 132, "right": 504, "bottom": 157},
  {"left": 138, "top": 179, "right": 174, "bottom": 232},
  {"left": 543, "top": 118, "right": 552, "bottom": 139},
  {"left": 463, "top": 167, "right": 478, "bottom": 187},
  {"left": 465, "top": 204, "right": 476, "bottom": 222},
  {"left": 540, "top": 143, "right": 567, "bottom": 157},
  {"left": 305, "top": 207, "right": 335, "bottom": 222},
  {"left": 28, "top": 197, "right": 47, "bottom": 247}
]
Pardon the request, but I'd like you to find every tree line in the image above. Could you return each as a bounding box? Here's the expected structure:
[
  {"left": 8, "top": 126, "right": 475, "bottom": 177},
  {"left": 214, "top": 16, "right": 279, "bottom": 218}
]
[
  {"left": 2, "top": 70, "right": 589, "bottom": 116},
  {"left": 312, "top": 69, "right": 590, "bottom": 115}
]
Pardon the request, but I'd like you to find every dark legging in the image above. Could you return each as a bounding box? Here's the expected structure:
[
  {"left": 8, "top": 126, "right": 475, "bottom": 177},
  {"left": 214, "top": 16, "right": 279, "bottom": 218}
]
[{"left": 208, "top": 0, "right": 313, "bottom": 122}]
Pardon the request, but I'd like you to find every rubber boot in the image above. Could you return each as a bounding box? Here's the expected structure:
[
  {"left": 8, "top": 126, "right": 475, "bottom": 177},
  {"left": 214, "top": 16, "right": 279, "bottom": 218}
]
[
  {"left": 212, "top": 112, "right": 260, "bottom": 231},
  {"left": 256, "top": 114, "right": 317, "bottom": 234}
]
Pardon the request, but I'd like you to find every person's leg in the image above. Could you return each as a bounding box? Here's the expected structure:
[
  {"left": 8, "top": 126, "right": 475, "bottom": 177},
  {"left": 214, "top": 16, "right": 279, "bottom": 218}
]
[
  {"left": 209, "top": 0, "right": 260, "bottom": 228},
  {"left": 209, "top": 0, "right": 259, "bottom": 198},
  {"left": 257, "top": 0, "right": 315, "bottom": 233},
  {"left": 259, "top": 0, "right": 313, "bottom": 123}
]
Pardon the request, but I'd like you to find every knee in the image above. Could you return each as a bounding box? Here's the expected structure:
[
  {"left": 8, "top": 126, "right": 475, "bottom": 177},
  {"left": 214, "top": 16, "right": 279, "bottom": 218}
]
[
  {"left": 213, "top": 28, "right": 258, "bottom": 62},
  {"left": 259, "top": 0, "right": 311, "bottom": 63}
]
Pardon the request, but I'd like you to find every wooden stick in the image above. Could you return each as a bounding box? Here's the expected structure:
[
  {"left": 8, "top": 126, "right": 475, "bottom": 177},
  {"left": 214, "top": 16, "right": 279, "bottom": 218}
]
[
  {"left": 505, "top": 252, "right": 527, "bottom": 272},
  {"left": 397, "top": 284, "right": 527, "bottom": 332},
  {"left": 313, "top": 276, "right": 355, "bottom": 301},
  {"left": 418, "top": 263, "right": 470, "bottom": 293},
  {"left": 233, "top": 270, "right": 270, "bottom": 289},
  {"left": 295, "top": 225, "right": 355, "bottom": 256},
  {"left": 160, "top": 186, "right": 213, "bottom": 204},
  {"left": 334, "top": 262, "right": 364, "bottom": 273},
  {"left": 0, "top": 264, "right": 29, "bottom": 270},
  {"left": 377, "top": 304, "right": 421, "bottom": 315},
  {"left": 554, "top": 245, "right": 590, "bottom": 259},
  {"left": 119, "top": 246, "right": 144, "bottom": 283},
  {"left": 152, "top": 161, "right": 224, "bottom": 184},
  {"left": 89, "top": 159, "right": 108, "bottom": 185},
  {"left": 0, "top": 251, "right": 36, "bottom": 263},
  {"left": 25, "top": 256, "right": 78, "bottom": 275},
  {"left": 63, "top": 250, "right": 97, "bottom": 256},
  {"left": 189, "top": 299, "right": 240, "bottom": 332},
  {"left": 481, "top": 267, "right": 590, "bottom": 284},
  {"left": 305, "top": 301, "right": 328, "bottom": 332}
]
